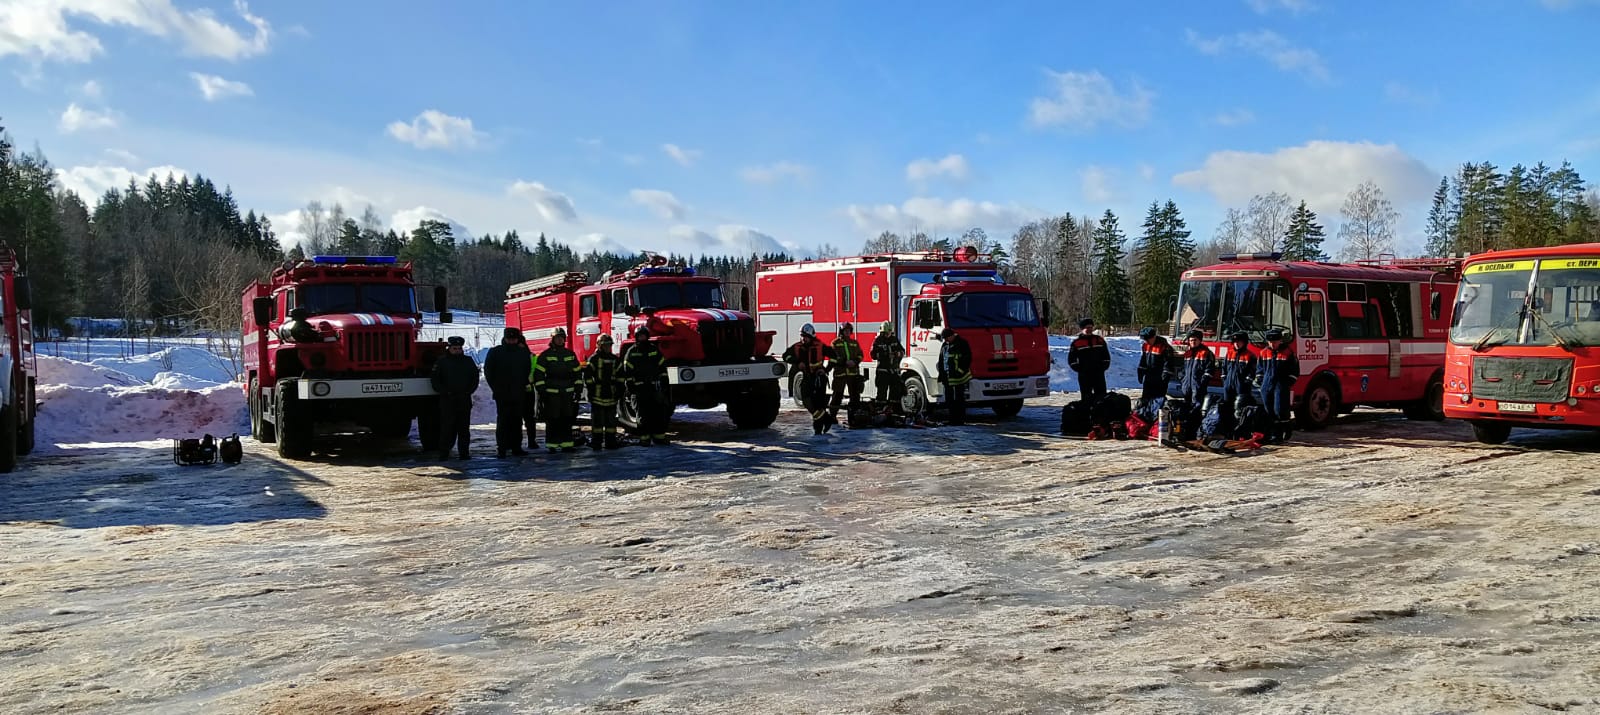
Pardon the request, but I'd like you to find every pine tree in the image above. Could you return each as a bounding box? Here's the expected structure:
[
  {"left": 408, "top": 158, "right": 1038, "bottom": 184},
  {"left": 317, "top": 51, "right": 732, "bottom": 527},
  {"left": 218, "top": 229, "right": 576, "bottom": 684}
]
[
  {"left": 1281, "top": 200, "right": 1328, "bottom": 261},
  {"left": 1131, "top": 200, "right": 1195, "bottom": 327},
  {"left": 1090, "top": 210, "right": 1131, "bottom": 325},
  {"left": 1424, "top": 177, "right": 1453, "bottom": 256}
]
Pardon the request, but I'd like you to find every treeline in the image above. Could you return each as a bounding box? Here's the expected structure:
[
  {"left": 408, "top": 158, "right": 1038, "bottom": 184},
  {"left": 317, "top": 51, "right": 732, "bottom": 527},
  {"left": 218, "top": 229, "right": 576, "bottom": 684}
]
[{"left": 1424, "top": 161, "right": 1598, "bottom": 255}]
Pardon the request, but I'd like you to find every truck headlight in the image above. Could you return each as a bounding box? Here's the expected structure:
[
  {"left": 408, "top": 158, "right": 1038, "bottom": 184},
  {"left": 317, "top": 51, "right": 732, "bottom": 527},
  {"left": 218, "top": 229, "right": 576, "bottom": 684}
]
[
  {"left": 770, "top": 363, "right": 785, "bottom": 376},
  {"left": 312, "top": 381, "right": 332, "bottom": 397},
  {"left": 680, "top": 368, "right": 696, "bottom": 383}
]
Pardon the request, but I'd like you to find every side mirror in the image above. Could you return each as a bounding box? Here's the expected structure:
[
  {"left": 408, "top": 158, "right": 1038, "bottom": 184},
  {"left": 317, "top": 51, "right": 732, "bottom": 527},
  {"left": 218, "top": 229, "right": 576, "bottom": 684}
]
[
  {"left": 252, "top": 296, "right": 272, "bottom": 327},
  {"left": 14, "top": 276, "right": 31, "bottom": 311},
  {"left": 433, "top": 286, "right": 453, "bottom": 323},
  {"left": 624, "top": 305, "right": 640, "bottom": 317},
  {"left": 740, "top": 286, "right": 751, "bottom": 312}
]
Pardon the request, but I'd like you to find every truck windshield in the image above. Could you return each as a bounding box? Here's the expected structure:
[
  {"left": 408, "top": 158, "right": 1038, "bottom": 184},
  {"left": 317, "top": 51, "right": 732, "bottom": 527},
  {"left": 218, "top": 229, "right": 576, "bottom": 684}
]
[
  {"left": 299, "top": 283, "right": 417, "bottom": 315},
  {"left": 945, "top": 292, "right": 1038, "bottom": 328},
  {"left": 1454, "top": 260, "right": 1600, "bottom": 348},
  {"left": 634, "top": 281, "right": 725, "bottom": 310}
]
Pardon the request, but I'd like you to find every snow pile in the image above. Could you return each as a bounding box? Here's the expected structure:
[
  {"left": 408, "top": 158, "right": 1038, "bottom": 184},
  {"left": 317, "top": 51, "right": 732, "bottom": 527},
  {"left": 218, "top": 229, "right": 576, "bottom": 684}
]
[
  {"left": 36, "top": 355, "right": 246, "bottom": 449},
  {"left": 36, "top": 356, "right": 145, "bottom": 388},
  {"left": 150, "top": 371, "right": 225, "bottom": 390},
  {"left": 1047, "top": 335, "right": 1145, "bottom": 395},
  {"left": 90, "top": 346, "right": 239, "bottom": 385}
]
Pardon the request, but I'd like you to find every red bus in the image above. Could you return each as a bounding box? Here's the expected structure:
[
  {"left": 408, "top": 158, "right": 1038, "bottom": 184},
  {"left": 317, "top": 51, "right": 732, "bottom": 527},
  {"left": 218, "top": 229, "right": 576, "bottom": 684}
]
[
  {"left": 1174, "top": 252, "right": 1461, "bottom": 428},
  {"left": 1444, "top": 244, "right": 1600, "bottom": 443}
]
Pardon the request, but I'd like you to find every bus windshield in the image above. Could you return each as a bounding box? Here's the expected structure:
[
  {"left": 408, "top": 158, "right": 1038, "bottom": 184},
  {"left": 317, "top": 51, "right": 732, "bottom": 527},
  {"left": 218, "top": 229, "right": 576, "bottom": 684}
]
[
  {"left": 1456, "top": 259, "right": 1600, "bottom": 348},
  {"left": 1175, "top": 279, "right": 1292, "bottom": 338},
  {"left": 945, "top": 291, "right": 1039, "bottom": 328},
  {"left": 298, "top": 283, "right": 417, "bottom": 315},
  {"left": 634, "top": 281, "right": 725, "bottom": 310}
]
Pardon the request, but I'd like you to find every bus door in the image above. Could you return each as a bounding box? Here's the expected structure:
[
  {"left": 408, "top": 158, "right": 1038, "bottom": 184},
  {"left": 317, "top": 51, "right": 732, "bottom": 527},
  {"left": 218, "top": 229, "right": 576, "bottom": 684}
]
[{"left": 1294, "top": 285, "right": 1330, "bottom": 386}]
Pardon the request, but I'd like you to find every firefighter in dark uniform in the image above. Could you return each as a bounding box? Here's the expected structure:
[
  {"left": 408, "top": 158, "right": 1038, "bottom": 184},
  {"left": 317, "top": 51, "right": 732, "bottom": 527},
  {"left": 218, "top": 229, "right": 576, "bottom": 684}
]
[
  {"left": 1219, "top": 330, "right": 1258, "bottom": 437},
  {"left": 937, "top": 327, "right": 973, "bottom": 426},
  {"left": 277, "top": 307, "right": 318, "bottom": 342},
  {"left": 1179, "top": 329, "right": 1217, "bottom": 419},
  {"left": 1257, "top": 328, "right": 1301, "bottom": 444},
  {"left": 582, "top": 334, "right": 625, "bottom": 450},
  {"left": 871, "top": 322, "right": 906, "bottom": 414},
  {"left": 430, "top": 335, "right": 479, "bottom": 460},
  {"left": 828, "top": 322, "right": 865, "bottom": 417},
  {"left": 1135, "top": 326, "right": 1176, "bottom": 410},
  {"left": 483, "top": 327, "right": 532, "bottom": 457},
  {"left": 622, "top": 325, "right": 671, "bottom": 445},
  {"left": 783, "top": 323, "right": 836, "bottom": 435},
  {"left": 1068, "top": 318, "right": 1112, "bottom": 403},
  {"left": 533, "top": 327, "right": 580, "bottom": 453}
]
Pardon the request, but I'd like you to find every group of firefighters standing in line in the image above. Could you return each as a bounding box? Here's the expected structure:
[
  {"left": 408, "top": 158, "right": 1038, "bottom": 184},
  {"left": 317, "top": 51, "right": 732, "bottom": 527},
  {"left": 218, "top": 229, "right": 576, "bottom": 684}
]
[
  {"left": 780, "top": 321, "right": 974, "bottom": 435},
  {"left": 428, "top": 325, "right": 672, "bottom": 460},
  {"left": 1083, "top": 321, "right": 1304, "bottom": 444}
]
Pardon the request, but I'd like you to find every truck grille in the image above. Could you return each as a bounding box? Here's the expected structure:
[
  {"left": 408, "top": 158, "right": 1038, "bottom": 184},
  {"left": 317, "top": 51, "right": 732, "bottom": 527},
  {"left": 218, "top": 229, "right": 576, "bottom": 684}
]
[
  {"left": 701, "top": 321, "right": 755, "bottom": 363},
  {"left": 1472, "top": 356, "right": 1571, "bottom": 403},
  {"left": 346, "top": 330, "right": 411, "bottom": 367}
]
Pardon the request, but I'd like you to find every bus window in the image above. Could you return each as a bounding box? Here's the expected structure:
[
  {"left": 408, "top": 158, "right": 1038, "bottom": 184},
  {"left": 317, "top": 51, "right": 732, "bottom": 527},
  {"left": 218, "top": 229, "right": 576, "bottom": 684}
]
[
  {"left": 1531, "top": 262, "right": 1600, "bottom": 347},
  {"left": 1220, "top": 279, "right": 1293, "bottom": 335},
  {"left": 1369, "top": 283, "right": 1414, "bottom": 338},
  {"left": 1175, "top": 280, "right": 1223, "bottom": 335},
  {"left": 1296, "top": 292, "right": 1325, "bottom": 338},
  {"left": 1331, "top": 302, "right": 1379, "bottom": 339}
]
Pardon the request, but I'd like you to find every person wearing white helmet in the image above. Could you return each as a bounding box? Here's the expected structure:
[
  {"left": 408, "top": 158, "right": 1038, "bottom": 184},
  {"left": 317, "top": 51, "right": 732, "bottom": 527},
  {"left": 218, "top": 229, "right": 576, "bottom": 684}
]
[{"left": 783, "top": 323, "right": 837, "bottom": 435}]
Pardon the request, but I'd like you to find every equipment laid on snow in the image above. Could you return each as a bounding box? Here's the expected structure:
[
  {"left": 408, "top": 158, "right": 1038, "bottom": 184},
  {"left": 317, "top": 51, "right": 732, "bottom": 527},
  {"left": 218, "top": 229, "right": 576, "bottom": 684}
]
[
  {"left": 173, "top": 435, "right": 218, "bottom": 466},
  {"left": 1060, "top": 399, "right": 1094, "bottom": 435},
  {"left": 219, "top": 433, "right": 243, "bottom": 464},
  {"left": 1092, "top": 392, "right": 1132, "bottom": 426}
]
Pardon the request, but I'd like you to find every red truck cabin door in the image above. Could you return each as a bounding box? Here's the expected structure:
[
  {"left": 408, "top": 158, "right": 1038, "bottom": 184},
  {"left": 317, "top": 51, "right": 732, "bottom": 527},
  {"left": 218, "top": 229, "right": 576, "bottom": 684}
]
[
  {"left": 836, "top": 271, "right": 856, "bottom": 335},
  {"left": 574, "top": 288, "right": 603, "bottom": 360}
]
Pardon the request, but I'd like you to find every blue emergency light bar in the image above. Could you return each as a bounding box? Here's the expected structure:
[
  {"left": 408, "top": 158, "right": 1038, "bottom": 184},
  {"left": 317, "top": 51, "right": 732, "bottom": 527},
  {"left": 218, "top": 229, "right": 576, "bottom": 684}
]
[
  {"left": 937, "top": 269, "right": 1001, "bottom": 283},
  {"left": 640, "top": 266, "right": 695, "bottom": 276},
  {"left": 311, "top": 255, "right": 398, "bottom": 265}
]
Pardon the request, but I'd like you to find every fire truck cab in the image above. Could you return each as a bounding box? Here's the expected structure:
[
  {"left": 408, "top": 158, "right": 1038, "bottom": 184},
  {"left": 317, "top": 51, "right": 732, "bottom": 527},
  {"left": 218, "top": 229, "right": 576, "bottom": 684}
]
[
  {"left": 756, "top": 248, "right": 1052, "bottom": 417},
  {"left": 1174, "top": 252, "right": 1460, "bottom": 428},
  {"left": 241, "top": 255, "right": 452, "bottom": 459},
  {"left": 505, "top": 256, "right": 786, "bottom": 431},
  {"left": 0, "top": 243, "right": 36, "bottom": 473}
]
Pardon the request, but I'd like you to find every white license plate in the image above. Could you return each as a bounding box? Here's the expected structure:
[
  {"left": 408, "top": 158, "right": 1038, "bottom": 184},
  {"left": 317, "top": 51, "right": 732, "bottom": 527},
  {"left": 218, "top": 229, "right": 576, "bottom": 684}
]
[
  {"left": 991, "top": 382, "right": 1020, "bottom": 390},
  {"left": 717, "top": 366, "right": 750, "bottom": 378},
  {"left": 1497, "top": 402, "right": 1536, "bottom": 413},
  {"left": 362, "top": 382, "right": 404, "bottom": 394}
]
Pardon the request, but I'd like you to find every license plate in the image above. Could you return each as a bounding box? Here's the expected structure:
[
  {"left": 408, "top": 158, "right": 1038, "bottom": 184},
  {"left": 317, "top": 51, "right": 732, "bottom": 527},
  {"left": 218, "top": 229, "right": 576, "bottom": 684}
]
[
  {"left": 1498, "top": 401, "right": 1536, "bottom": 413},
  {"left": 717, "top": 366, "right": 750, "bottom": 378},
  {"left": 362, "top": 382, "right": 404, "bottom": 394},
  {"left": 991, "top": 382, "right": 1020, "bottom": 390}
]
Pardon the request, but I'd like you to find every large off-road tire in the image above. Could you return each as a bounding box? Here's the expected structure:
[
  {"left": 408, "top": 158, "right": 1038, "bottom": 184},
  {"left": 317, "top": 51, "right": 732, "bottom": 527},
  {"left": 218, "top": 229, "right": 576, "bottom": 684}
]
[
  {"left": 1296, "top": 378, "right": 1339, "bottom": 430},
  {"left": 727, "top": 380, "right": 782, "bottom": 430},
  {"left": 991, "top": 398, "right": 1024, "bottom": 418},
  {"left": 0, "top": 399, "right": 16, "bottom": 474},
  {"left": 1403, "top": 375, "right": 1447, "bottom": 421},
  {"left": 1471, "top": 420, "right": 1512, "bottom": 445},
  {"left": 250, "top": 378, "right": 276, "bottom": 443},
  {"left": 18, "top": 378, "right": 34, "bottom": 455},
  {"left": 788, "top": 372, "right": 807, "bottom": 409},
  {"left": 416, "top": 397, "right": 440, "bottom": 451},
  {"left": 902, "top": 375, "right": 929, "bottom": 417},
  {"left": 274, "top": 379, "right": 313, "bottom": 460}
]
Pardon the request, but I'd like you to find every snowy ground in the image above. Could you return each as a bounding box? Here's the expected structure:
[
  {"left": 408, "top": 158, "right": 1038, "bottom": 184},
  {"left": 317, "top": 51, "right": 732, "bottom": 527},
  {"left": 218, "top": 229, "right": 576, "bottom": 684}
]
[{"left": 2, "top": 395, "right": 1598, "bottom": 713}]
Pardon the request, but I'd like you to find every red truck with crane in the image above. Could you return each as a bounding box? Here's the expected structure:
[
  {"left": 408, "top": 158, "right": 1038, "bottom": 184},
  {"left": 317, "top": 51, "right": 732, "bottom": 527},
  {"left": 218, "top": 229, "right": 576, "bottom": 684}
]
[
  {"left": 504, "top": 255, "right": 786, "bottom": 432},
  {"left": 240, "top": 255, "right": 453, "bottom": 459},
  {"left": 0, "top": 243, "right": 36, "bottom": 472}
]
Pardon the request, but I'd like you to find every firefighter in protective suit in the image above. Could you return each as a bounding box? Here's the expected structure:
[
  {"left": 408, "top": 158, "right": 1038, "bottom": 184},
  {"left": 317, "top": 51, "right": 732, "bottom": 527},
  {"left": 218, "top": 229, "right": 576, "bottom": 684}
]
[
  {"left": 783, "top": 323, "right": 836, "bottom": 435},
  {"left": 828, "top": 323, "right": 865, "bottom": 418},
  {"left": 871, "top": 322, "right": 906, "bottom": 415},
  {"left": 277, "top": 307, "right": 319, "bottom": 343},
  {"left": 533, "top": 327, "right": 580, "bottom": 453},
  {"left": 937, "top": 327, "right": 973, "bottom": 426},
  {"left": 582, "top": 334, "right": 625, "bottom": 450},
  {"left": 622, "top": 326, "right": 670, "bottom": 445}
]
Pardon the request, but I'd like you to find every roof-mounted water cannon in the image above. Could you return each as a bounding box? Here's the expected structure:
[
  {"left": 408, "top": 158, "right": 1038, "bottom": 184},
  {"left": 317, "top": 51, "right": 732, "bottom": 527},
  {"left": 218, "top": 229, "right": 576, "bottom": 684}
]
[{"left": 1219, "top": 251, "right": 1283, "bottom": 262}]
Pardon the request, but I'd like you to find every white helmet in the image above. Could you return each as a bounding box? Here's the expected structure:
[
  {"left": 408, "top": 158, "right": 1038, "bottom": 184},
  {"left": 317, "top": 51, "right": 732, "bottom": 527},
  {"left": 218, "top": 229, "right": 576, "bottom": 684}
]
[{"left": 800, "top": 323, "right": 816, "bottom": 338}]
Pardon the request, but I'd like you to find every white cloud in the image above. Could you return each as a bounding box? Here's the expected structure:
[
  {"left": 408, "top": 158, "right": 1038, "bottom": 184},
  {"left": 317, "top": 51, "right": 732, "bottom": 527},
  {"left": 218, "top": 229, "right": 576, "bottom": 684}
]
[
  {"left": 104, "top": 148, "right": 139, "bottom": 163},
  {"left": 1081, "top": 166, "right": 1115, "bottom": 203},
  {"left": 1384, "top": 82, "right": 1439, "bottom": 107},
  {"left": 668, "top": 224, "right": 789, "bottom": 257},
  {"left": 58, "top": 102, "right": 118, "bottom": 132},
  {"left": 1172, "top": 140, "right": 1439, "bottom": 217},
  {"left": 1028, "top": 69, "right": 1154, "bottom": 130},
  {"left": 570, "top": 233, "right": 630, "bottom": 255},
  {"left": 629, "top": 189, "right": 686, "bottom": 220},
  {"left": 1185, "top": 29, "right": 1330, "bottom": 82},
  {"left": 1137, "top": 163, "right": 1157, "bottom": 182},
  {"left": 1213, "top": 108, "right": 1256, "bottom": 126},
  {"left": 80, "top": 79, "right": 102, "bottom": 98},
  {"left": 905, "top": 154, "right": 970, "bottom": 183},
  {"left": 1246, "top": 0, "right": 1315, "bottom": 14},
  {"left": 661, "top": 143, "right": 701, "bottom": 167},
  {"left": 507, "top": 180, "right": 579, "bottom": 223},
  {"left": 845, "top": 197, "right": 1043, "bottom": 235},
  {"left": 740, "top": 161, "right": 812, "bottom": 185},
  {"left": 0, "top": 0, "right": 272, "bottom": 63},
  {"left": 386, "top": 110, "right": 484, "bottom": 150},
  {"left": 56, "top": 163, "right": 187, "bottom": 199},
  {"left": 190, "top": 72, "right": 252, "bottom": 101},
  {"left": 389, "top": 206, "right": 472, "bottom": 242}
]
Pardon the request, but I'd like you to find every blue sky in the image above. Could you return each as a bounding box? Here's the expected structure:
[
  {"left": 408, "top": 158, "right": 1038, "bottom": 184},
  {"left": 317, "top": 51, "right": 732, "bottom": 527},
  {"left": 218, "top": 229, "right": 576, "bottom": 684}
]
[{"left": 3, "top": 0, "right": 1598, "bottom": 259}]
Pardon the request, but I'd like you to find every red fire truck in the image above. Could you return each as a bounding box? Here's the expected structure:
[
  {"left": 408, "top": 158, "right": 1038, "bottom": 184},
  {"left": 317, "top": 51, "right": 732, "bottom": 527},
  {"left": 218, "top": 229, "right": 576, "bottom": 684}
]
[
  {"left": 755, "top": 248, "right": 1052, "bottom": 417},
  {"left": 0, "top": 244, "right": 37, "bottom": 473},
  {"left": 1444, "top": 244, "right": 1600, "bottom": 444},
  {"left": 241, "top": 255, "right": 453, "bottom": 459},
  {"left": 504, "top": 256, "right": 786, "bottom": 431},
  {"left": 1174, "top": 252, "right": 1462, "bottom": 428}
]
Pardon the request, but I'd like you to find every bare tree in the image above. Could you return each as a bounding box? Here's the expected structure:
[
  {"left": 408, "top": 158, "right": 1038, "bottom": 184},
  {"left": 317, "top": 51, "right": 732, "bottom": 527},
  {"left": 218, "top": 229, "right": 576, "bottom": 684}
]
[
  {"left": 1245, "top": 192, "right": 1294, "bottom": 253},
  {"left": 1214, "top": 207, "right": 1247, "bottom": 254},
  {"left": 863, "top": 231, "right": 905, "bottom": 254},
  {"left": 297, "top": 200, "right": 333, "bottom": 255},
  {"left": 814, "top": 242, "right": 842, "bottom": 259},
  {"left": 1337, "top": 180, "right": 1400, "bottom": 261},
  {"left": 174, "top": 242, "right": 272, "bottom": 380}
]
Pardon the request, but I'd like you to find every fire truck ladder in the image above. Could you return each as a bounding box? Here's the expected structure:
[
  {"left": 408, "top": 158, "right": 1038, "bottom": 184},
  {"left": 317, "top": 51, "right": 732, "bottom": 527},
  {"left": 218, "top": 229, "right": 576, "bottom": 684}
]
[
  {"left": 507, "top": 271, "right": 590, "bottom": 299},
  {"left": 1355, "top": 253, "right": 1466, "bottom": 277}
]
